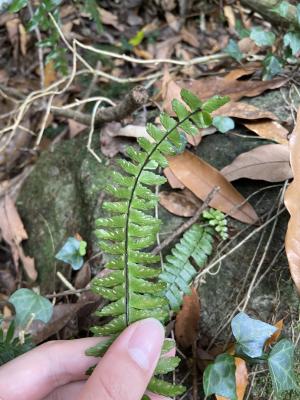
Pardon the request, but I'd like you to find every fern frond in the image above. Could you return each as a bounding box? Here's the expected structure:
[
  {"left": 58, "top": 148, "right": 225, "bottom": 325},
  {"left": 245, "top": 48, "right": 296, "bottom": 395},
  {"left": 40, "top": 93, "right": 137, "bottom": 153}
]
[
  {"left": 88, "top": 89, "right": 230, "bottom": 397},
  {"left": 160, "top": 224, "right": 214, "bottom": 311}
]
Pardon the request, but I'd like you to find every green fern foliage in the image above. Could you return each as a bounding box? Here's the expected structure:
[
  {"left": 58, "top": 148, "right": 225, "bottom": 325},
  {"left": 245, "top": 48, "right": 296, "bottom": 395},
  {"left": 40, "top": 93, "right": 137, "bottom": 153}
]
[
  {"left": 88, "top": 89, "right": 230, "bottom": 397},
  {"left": 160, "top": 225, "right": 214, "bottom": 311},
  {"left": 0, "top": 319, "right": 34, "bottom": 366},
  {"left": 202, "top": 208, "right": 228, "bottom": 240}
]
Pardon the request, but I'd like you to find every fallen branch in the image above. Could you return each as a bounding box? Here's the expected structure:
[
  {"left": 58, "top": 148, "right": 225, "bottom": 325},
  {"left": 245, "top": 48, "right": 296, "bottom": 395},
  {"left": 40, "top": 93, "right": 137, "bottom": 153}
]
[
  {"left": 152, "top": 186, "right": 220, "bottom": 255},
  {"left": 241, "top": 0, "right": 299, "bottom": 28},
  {"left": 51, "top": 85, "right": 149, "bottom": 125}
]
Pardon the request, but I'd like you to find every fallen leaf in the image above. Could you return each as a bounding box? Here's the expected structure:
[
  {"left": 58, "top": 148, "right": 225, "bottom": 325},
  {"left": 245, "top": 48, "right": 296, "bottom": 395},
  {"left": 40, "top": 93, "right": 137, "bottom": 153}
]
[
  {"left": 163, "top": 167, "right": 185, "bottom": 189},
  {"left": 175, "top": 287, "right": 200, "bottom": 348},
  {"left": 6, "top": 18, "right": 19, "bottom": 59},
  {"left": 156, "top": 36, "right": 181, "bottom": 59},
  {"left": 0, "top": 196, "right": 37, "bottom": 281},
  {"left": 98, "top": 7, "right": 123, "bottom": 31},
  {"left": 224, "top": 5, "right": 236, "bottom": 30},
  {"left": 216, "top": 357, "right": 248, "bottom": 400},
  {"left": 284, "top": 107, "right": 300, "bottom": 292},
  {"left": 244, "top": 120, "right": 288, "bottom": 144},
  {"left": 18, "top": 23, "right": 27, "bottom": 56},
  {"left": 75, "top": 262, "right": 91, "bottom": 289},
  {"left": 0, "top": 69, "right": 8, "bottom": 84},
  {"left": 224, "top": 66, "right": 257, "bottom": 81},
  {"left": 265, "top": 320, "right": 284, "bottom": 347},
  {"left": 167, "top": 151, "right": 258, "bottom": 224},
  {"left": 181, "top": 26, "right": 199, "bottom": 48},
  {"left": 221, "top": 144, "right": 292, "bottom": 183},
  {"left": 163, "top": 76, "right": 287, "bottom": 114},
  {"left": 213, "top": 101, "right": 278, "bottom": 121},
  {"left": 159, "top": 189, "right": 201, "bottom": 217},
  {"left": 68, "top": 119, "right": 86, "bottom": 138},
  {"left": 238, "top": 37, "right": 260, "bottom": 55},
  {"left": 44, "top": 61, "right": 57, "bottom": 87},
  {"left": 100, "top": 122, "right": 153, "bottom": 157}
]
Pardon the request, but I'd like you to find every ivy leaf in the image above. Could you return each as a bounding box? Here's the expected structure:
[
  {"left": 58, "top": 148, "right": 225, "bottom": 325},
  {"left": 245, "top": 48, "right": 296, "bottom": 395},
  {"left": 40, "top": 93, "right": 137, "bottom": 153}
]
[
  {"left": 55, "top": 237, "right": 87, "bottom": 270},
  {"left": 283, "top": 32, "right": 300, "bottom": 56},
  {"left": 250, "top": 27, "right": 275, "bottom": 47},
  {"left": 268, "top": 339, "right": 298, "bottom": 393},
  {"left": 202, "top": 96, "right": 230, "bottom": 113},
  {"left": 9, "top": 289, "right": 53, "bottom": 328},
  {"left": 8, "top": 0, "right": 27, "bottom": 12},
  {"left": 213, "top": 116, "right": 235, "bottom": 133},
  {"left": 203, "top": 354, "right": 237, "bottom": 400},
  {"left": 273, "top": 1, "right": 290, "bottom": 17},
  {"left": 231, "top": 312, "right": 277, "bottom": 358},
  {"left": 262, "top": 54, "right": 283, "bottom": 80},
  {"left": 224, "top": 39, "right": 243, "bottom": 62}
]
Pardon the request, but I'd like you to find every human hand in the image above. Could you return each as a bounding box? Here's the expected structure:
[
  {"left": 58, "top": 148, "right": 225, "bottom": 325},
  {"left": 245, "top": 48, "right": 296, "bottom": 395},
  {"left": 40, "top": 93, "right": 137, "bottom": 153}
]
[{"left": 0, "top": 318, "right": 170, "bottom": 400}]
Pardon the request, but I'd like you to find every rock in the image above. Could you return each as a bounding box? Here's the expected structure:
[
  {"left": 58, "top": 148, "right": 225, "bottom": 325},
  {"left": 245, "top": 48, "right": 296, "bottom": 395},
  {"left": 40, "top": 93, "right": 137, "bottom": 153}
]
[{"left": 17, "top": 135, "right": 111, "bottom": 293}]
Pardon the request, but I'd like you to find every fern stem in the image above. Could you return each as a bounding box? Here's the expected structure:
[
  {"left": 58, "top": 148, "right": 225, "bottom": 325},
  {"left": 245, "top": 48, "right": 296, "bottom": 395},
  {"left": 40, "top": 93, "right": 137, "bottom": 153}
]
[{"left": 124, "top": 108, "right": 202, "bottom": 325}]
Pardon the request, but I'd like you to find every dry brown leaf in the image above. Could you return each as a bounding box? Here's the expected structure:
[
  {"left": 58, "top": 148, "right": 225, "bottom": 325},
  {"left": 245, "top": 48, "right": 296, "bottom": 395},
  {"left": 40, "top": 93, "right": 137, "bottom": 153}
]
[
  {"left": 238, "top": 37, "right": 260, "bottom": 55},
  {"left": 284, "top": 108, "right": 300, "bottom": 292},
  {"left": 224, "top": 5, "right": 236, "bottom": 30},
  {"left": 18, "top": 23, "right": 27, "bottom": 56},
  {"left": 75, "top": 263, "right": 91, "bottom": 289},
  {"left": 100, "top": 122, "right": 152, "bottom": 158},
  {"left": 6, "top": 18, "right": 19, "bottom": 59},
  {"left": 163, "top": 76, "right": 287, "bottom": 114},
  {"left": 265, "top": 319, "right": 284, "bottom": 347},
  {"left": 44, "top": 61, "right": 57, "bottom": 87},
  {"left": 159, "top": 189, "right": 201, "bottom": 217},
  {"left": 0, "top": 195, "right": 37, "bottom": 281},
  {"left": 224, "top": 66, "right": 257, "bottom": 81},
  {"left": 213, "top": 101, "right": 278, "bottom": 121},
  {"left": 216, "top": 357, "right": 248, "bottom": 400},
  {"left": 175, "top": 287, "right": 200, "bottom": 348},
  {"left": 98, "top": 7, "right": 123, "bottom": 31},
  {"left": 181, "top": 26, "right": 199, "bottom": 48},
  {"left": 221, "top": 144, "right": 292, "bottom": 183},
  {"left": 0, "top": 69, "right": 8, "bottom": 84},
  {"left": 167, "top": 151, "right": 258, "bottom": 224},
  {"left": 163, "top": 167, "right": 185, "bottom": 189},
  {"left": 244, "top": 120, "right": 288, "bottom": 144},
  {"left": 68, "top": 119, "right": 86, "bottom": 138},
  {"left": 156, "top": 36, "right": 181, "bottom": 59}
]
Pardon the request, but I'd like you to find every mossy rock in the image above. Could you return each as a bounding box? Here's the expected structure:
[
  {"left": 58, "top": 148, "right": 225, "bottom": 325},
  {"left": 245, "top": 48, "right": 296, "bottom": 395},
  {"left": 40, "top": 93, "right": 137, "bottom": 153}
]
[{"left": 17, "top": 135, "right": 111, "bottom": 293}]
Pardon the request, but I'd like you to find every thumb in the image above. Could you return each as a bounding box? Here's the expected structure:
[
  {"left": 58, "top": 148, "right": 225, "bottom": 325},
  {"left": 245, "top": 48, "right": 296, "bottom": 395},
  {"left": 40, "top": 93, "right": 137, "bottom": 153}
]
[{"left": 79, "top": 318, "right": 165, "bottom": 400}]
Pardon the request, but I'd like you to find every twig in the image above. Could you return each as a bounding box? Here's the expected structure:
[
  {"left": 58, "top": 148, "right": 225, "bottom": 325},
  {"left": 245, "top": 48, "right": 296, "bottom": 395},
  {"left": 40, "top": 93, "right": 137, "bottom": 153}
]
[
  {"left": 75, "top": 40, "right": 229, "bottom": 67},
  {"left": 152, "top": 187, "right": 219, "bottom": 255},
  {"left": 51, "top": 85, "right": 149, "bottom": 126},
  {"left": 46, "top": 287, "right": 90, "bottom": 299},
  {"left": 56, "top": 271, "right": 80, "bottom": 298}
]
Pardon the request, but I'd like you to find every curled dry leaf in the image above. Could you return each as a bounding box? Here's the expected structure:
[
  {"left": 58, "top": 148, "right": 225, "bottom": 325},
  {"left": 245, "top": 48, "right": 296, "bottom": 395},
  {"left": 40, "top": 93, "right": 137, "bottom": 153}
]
[
  {"left": 221, "top": 144, "right": 292, "bottom": 183},
  {"left": 216, "top": 357, "right": 248, "bottom": 400},
  {"left": 175, "top": 287, "right": 200, "bottom": 348},
  {"left": 159, "top": 189, "right": 201, "bottom": 217},
  {"left": 244, "top": 120, "right": 288, "bottom": 144},
  {"left": 284, "top": 107, "right": 300, "bottom": 292},
  {"left": 224, "top": 65, "right": 258, "bottom": 81},
  {"left": 265, "top": 319, "right": 284, "bottom": 348},
  {"left": 212, "top": 101, "right": 278, "bottom": 121},
  {"left": 167, "top": 151, "right": 258, "bottom": 224},
  {"left": 0, "top": 195, "right": 37, "bottom": 281}
]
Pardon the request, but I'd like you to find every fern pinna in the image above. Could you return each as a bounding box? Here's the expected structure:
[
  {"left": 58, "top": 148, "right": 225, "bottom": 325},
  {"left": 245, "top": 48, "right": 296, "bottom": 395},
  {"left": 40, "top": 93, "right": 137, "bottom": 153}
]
[{"left": 86, "top": 89, "right": 229, "bottom": 397}]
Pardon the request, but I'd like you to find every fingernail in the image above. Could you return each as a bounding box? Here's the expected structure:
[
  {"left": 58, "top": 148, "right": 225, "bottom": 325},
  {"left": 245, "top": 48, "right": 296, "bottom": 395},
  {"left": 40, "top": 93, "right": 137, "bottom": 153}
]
[{"left": 127, "top": 318, "right": 164, "bottom": 370}]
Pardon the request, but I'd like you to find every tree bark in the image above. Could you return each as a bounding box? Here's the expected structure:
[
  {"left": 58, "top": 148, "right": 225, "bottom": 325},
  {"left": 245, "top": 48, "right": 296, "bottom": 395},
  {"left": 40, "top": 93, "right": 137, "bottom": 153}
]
[{"left": 241, "top": 0, "right": 299, "bottom": 28}]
